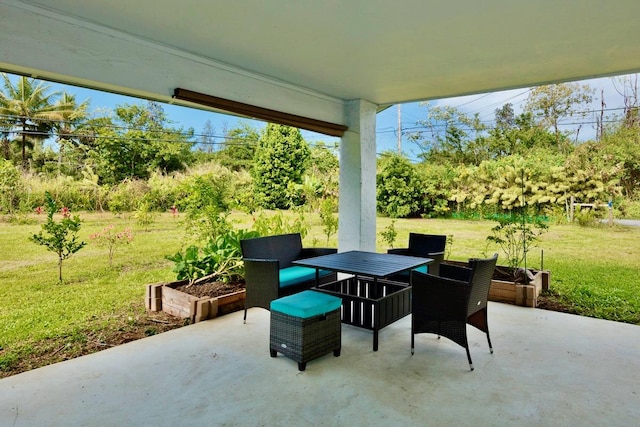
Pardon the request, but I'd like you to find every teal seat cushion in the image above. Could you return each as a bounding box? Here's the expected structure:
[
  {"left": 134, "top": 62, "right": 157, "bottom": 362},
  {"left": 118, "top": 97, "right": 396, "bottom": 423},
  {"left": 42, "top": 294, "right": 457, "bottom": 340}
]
[
  {"left": 279, "top": 266, "right": 332, "bottom": 288},
  {"left": 396, "top": 264, "right": 428, "bottom": 280},
  {"left": 270, "top": 290, "right": 342, "bottom": 318},
  {"left": 413, "top": 265, "right": 428, "bottom": 274}
]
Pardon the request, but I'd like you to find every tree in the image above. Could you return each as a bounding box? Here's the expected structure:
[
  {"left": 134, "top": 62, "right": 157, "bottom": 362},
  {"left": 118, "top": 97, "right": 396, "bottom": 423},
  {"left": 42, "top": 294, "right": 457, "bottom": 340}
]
[
  {"left": 215, "top": 121, "right": 259, "bottom": 171},
  {"left": 524, "top": 82, "right": 594, "bottom": 150},
  {"left": 30, "top": 192, "right": 86, "bottom": 282},
  {"left": 301, "top": 142, "right": 339, "bottom": 208},
  {"left": 0, "top": 74, "right": 75, "bottom": 168},
  {"left": 488, "top": 105, "right": 557, "bottom": 156},
  {"left": 82, "top": 102, "right": 194, "bottom": 184},
  {"left": 377, "top": 153, "right": 424, "bottom": 218},
  {"left": 409, "top": 104, "right": 488, "bottom": 165},
  {"left": 198, "top": 119, "right": 216, "bottom": 153},
  {"left": 252, "top": 124, "right": 310, "bottom": 209},
  {"left": 52, "top": 92, "right": 90, "bottom": 175}
]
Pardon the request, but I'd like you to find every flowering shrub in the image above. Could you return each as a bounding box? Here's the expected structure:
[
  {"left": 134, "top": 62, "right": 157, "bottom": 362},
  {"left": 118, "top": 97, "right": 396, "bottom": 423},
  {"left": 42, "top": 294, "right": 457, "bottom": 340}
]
[{"left": 89, "top": 225, "right": 134, "bottom": 266}]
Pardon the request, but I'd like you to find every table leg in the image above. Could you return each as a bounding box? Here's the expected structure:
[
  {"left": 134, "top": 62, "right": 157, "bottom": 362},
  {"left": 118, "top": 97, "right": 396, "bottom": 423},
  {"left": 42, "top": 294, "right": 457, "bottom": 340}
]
[{"left": 373, "top": 329, "right": 379, "bottom": 352}]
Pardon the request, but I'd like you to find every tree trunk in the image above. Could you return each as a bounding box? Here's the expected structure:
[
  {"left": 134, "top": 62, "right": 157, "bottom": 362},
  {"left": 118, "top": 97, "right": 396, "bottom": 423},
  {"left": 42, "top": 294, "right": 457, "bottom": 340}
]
[{"left": 21, "top": 123, "right": 27, "bottom": 169}]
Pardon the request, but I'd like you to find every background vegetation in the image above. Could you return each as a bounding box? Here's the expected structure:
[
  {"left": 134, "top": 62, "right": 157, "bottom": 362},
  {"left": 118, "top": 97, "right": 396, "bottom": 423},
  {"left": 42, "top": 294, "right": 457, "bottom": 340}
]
[{"left": 1, "top": 73, "right": 639, "bottom": 376}]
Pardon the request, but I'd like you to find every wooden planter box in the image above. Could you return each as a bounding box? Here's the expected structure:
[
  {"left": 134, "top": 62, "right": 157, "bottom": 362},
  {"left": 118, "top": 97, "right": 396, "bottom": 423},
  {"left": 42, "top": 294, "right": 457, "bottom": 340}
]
[
  {"left": 443, "top": 261, "right": 551, "bottom": 308},
  {"left": 490, "top": 270, "right": 550, "bottom": 307},
  {"left": 145, "top": 280, "right": 246, "bottom": 323}
]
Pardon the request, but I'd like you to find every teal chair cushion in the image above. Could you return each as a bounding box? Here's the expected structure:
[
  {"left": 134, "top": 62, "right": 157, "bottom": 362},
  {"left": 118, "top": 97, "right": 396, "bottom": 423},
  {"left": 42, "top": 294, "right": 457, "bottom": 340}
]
[
  {"left": 279, "top": 266, "right": 331, "bottom": 288},
  {"left": 270, "top": 290, "right": 342, "bottom": 318},
  {"left": 414, "top": 265, "right": 428, "bottom": 274},
  {"left": 395, "top": 265, "right": 429, "bottom": 281}
]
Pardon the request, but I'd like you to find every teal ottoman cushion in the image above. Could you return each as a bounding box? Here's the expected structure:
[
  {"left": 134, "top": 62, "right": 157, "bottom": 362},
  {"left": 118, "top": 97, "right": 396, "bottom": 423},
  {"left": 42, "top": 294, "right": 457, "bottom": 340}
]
[{"left": 270, "top": 290, "right": 342, "bottom": 319}]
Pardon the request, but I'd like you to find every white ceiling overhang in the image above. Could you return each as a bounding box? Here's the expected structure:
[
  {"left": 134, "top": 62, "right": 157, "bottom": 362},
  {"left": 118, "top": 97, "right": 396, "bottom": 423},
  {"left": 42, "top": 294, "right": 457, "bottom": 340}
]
[{"left": 1, "top": 0, "right": 639, "bottom": 134}]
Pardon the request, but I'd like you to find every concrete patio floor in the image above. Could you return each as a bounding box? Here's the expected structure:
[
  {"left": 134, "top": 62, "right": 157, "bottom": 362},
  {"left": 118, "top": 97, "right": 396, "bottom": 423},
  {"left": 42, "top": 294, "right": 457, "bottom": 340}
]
[{"left": 1, "top": 302, "right": 638, "bottom": 426}]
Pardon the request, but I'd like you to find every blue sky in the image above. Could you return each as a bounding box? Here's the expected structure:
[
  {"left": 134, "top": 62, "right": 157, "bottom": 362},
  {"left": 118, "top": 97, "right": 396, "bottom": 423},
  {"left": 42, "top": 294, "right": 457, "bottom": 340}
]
[{"left": 18, "top": 72, "right": 638, "bottom": 160}]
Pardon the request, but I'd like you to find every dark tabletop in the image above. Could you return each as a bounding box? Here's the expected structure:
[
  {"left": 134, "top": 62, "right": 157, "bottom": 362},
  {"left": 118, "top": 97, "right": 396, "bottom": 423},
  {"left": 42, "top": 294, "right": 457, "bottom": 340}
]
[{"left": 293, "top": 250, "right": 432, "bottom": 278}]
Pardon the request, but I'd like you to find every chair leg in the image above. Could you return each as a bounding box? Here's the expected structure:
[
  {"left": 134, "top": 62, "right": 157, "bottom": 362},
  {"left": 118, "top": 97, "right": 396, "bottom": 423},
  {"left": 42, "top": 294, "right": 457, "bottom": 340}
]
[
  {"left": 486, "top": 331, "right": 493, "bottom": 354},
  {"left": 465, "top": 346, "right": 474, "bottom": 371},
  {"left": 411, "top": 332, "right": 415, "bottom": 355},
  {"left": 411, "top": 323, "right": 416, "bottom": 355},
  {"left": 243, "top": 308, "right": 247, "bottom": 324}
]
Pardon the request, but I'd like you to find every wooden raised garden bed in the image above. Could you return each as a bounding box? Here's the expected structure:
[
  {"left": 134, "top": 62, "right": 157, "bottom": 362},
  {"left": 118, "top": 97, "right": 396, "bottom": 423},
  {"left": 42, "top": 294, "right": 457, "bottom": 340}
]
[
  {"left": 443, "top": 261, "right": 551, "bottom": 308},
  {"left": 145, "top": 278, "right": 246, "bottom": 323},
  {"left": 489, "top": 269, "right": 550, "bottom": 307}
]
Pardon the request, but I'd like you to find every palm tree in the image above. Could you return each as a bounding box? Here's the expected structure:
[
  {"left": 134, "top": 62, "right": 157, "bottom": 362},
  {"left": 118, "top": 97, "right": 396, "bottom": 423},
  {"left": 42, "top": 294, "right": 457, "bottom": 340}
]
[
  {"left": 0, "top": 73, "right": 75, "bottom": 168},
  {"left": 52, "top": 92, "right": 90, "bottom": 173}
]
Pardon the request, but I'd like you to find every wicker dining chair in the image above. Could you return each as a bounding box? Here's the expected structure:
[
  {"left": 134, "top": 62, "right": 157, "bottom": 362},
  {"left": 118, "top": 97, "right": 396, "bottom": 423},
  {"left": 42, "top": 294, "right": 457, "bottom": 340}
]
[
  {"left": 387, "top": 233, "right": 447, "bottom": 279},
  {"left": 410, "top": 254, "right": 498, "bottom": 371}
]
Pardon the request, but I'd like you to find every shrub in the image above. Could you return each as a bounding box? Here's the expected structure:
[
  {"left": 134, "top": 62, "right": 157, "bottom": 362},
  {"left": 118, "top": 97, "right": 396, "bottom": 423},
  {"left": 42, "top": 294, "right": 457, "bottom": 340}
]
[
  {"left": 377, "top": 154, "right": 424, "bottom": 218},
  {"left": 0, "top": 159, "right": 21, "bottom": 214},
  {"left": 89, "top": 225, "right": 134, "bottom": 266},
  {"left": 251, "top": 210, "right": 309, "bottom": 239},
  {"left": 108, "top": 179, "right": 150, "bottom": 214},
  {"left": 166, "top": 228, "right": 260, "bottom": 283},
  {"left": 380, "top": 220, "right": 397, "bottom": 248},
  {"left": 30, "top": 192, "right": 86, "bottom": 282},
  {"left": 318, "top": 198, "right": 338, "bottom": 245},
  {"left": 486, "top": 213, "right": 548, "bottom": 270}
]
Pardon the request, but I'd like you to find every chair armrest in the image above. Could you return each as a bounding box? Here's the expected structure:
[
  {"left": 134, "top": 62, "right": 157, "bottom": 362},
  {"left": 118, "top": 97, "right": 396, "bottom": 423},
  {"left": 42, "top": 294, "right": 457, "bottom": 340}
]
[
  {"left": 243, "top": 258, "right": 281, "bottom": 310},
  {"left": 427, "top": 251, "right": 445, "bottom": 257},
  {"left": 299, "top": 247, "right": 337, "bottom": 258},
  {"left": 387, "top": 248, "right": 410, "bottom": 255},
  {"left": 439, "top": 263, "right": 472, "bottom": 282}
]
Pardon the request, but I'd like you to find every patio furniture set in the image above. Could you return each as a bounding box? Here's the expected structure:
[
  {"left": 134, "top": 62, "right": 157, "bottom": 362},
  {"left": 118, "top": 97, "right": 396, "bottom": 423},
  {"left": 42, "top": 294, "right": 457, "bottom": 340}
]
[{"left": 241, "top": 232, "right": 497, "bottom": 371}]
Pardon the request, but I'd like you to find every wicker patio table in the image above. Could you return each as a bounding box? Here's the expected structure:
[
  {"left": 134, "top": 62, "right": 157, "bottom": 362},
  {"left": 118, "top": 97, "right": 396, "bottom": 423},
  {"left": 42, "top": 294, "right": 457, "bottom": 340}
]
[{"left": 293, "top": 251, "right": 432, "bottom": 351}]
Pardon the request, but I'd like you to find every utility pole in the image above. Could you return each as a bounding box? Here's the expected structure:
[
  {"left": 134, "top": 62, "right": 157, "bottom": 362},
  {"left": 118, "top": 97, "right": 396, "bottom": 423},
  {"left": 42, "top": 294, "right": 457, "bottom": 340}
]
[{"left": 397, "top": 104, "right": 402, "bottom": 154}]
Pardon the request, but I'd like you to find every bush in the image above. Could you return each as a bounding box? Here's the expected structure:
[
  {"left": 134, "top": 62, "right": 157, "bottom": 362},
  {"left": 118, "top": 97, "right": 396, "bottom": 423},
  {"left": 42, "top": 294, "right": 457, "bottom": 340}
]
[
  {"left": 108, "top": 179, "right": 150, "bottom": 213},
  {"left": 377, "top": 154, "right": 424, "bottom": 218},
  {"left": 30, "top": 192, "right": 86, "bottom": 282},
  {"left": 166, "top": 228, "right": 260, "bottom": 283},
  {"left": 0, "top": 160, "right": 21, "bottom": 214}
]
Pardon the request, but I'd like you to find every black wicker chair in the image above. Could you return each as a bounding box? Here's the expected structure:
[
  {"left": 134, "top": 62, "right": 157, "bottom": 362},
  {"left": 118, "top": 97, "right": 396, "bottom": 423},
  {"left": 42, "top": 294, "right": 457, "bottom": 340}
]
[
  {"left": 240, "top": 233, "right": 337, "bottom": 322},
  {"left": 410, "top": 254, "right": 498, "bottom": 370},
  {"left": 387, "top": 233, "right": 447, "bottom": 280}
]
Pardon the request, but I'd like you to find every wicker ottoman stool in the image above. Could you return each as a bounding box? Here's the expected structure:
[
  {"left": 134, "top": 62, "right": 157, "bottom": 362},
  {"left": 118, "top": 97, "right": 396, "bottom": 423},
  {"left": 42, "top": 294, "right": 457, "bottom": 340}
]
[{"left": 270, "top": 290, "right": 342, "bottom": 371}]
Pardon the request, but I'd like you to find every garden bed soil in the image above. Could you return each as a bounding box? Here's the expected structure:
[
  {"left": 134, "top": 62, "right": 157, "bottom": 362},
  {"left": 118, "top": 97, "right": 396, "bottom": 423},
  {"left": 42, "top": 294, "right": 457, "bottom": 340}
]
[{"left": 173, "top": 280, "right": 245, "bottom": 298}]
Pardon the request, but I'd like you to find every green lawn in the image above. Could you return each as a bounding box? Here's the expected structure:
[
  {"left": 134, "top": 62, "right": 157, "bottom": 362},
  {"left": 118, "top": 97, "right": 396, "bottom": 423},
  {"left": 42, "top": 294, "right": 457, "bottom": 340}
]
[{"left": 1, "top": 211, "right": 639, "bottom": 375}]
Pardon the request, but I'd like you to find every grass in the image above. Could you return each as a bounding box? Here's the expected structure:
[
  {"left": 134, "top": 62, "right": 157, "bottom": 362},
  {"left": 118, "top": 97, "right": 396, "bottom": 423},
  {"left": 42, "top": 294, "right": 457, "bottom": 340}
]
[{"left": 1, "top": 211, "right": 639, "bottom": 375}]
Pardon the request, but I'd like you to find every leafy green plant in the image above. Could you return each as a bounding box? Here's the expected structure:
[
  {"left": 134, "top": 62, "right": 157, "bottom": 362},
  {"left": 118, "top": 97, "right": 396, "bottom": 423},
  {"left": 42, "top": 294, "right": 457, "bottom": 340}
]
[
  {"left": 486, "top": 214, "right": 548, "bottom": 270},
  {"left": 134, "top": 201, "right": 156, "bottom": 230},
  {"left": 251, "top": 210, "right": 308, "bottom": 239},
  {"left": 318, "top": 198, "right": 338, "bottom": 244},
  {"left": 166, "top": 228, "right": 259, "bottom": 284},
  {"left": 30, "top": 192, "right": 86, "bottom": 281},
  {"left": 445, "top": 234, "right": 454, "bottom": 260},
  {"left": 376, "top": 153, "right": 424, "bottom": 218},
  {"left": 89, "top": 224, "right": 134, "bottom": 266},
  {"left": 574, "top": 208, "right": 599, "bottom": 227},
  {"left": 381, "top": 220, "right": 397, "bottom": 248},
  {"left": 252, "top": 124, "right": 310, "bottom": 209},
  {"left": 0, "top": 159, "right": 21, "bottom": 215}
]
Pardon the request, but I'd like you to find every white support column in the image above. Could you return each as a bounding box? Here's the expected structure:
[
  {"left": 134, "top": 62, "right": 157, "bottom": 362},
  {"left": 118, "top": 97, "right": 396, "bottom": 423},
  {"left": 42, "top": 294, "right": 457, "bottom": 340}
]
[{"left": 338, "top": 99, "right": 377, "bottom": 252}]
